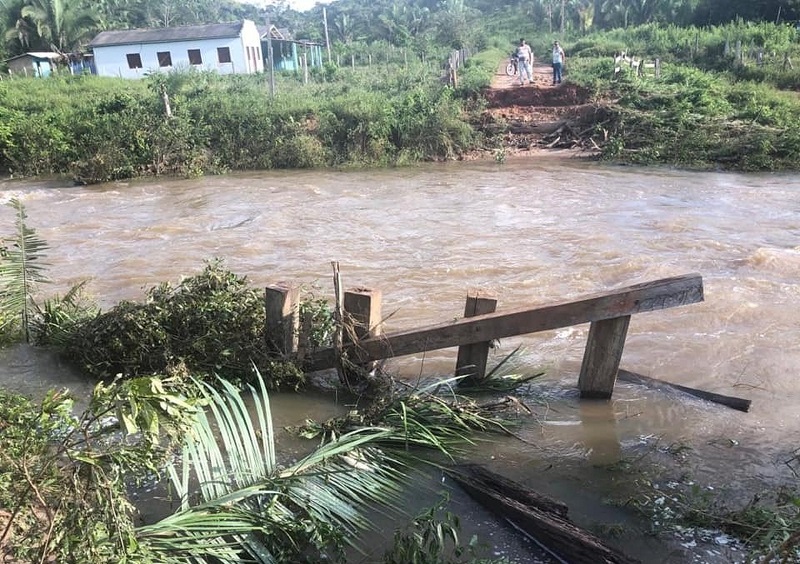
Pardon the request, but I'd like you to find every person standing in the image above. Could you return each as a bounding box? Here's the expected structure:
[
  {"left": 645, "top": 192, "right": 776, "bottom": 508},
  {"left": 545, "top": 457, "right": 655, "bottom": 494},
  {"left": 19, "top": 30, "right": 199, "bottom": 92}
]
[
  {"left": 552, "top": 40, "right": 566, "bottom": 85},
  {"left": 516, "top": 38, "right": 533, "bottom": 86}
]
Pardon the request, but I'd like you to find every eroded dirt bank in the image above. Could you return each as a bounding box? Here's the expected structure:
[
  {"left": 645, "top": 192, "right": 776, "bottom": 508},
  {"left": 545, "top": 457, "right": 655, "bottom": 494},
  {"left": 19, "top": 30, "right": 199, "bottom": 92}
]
[{"left": 473, "top": 61, "right": 613, "bottom": 158}]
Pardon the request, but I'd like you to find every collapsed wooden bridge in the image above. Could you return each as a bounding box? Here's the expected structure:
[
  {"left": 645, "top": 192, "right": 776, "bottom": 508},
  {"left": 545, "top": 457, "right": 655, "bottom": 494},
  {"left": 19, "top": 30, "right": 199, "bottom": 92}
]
[{"left": 266, "top": 272, "right": 717, "bottom": 401}]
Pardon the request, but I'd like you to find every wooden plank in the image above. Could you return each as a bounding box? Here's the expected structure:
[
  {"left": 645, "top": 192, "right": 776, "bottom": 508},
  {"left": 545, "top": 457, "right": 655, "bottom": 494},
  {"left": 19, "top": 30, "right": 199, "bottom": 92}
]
[
  {"left": 446, "top": 465, "right": 640, "bottom": 564},
  {"left": 306, "top": 274, "right": 703, "bottom": 371},
  {"left": 264, "top": 284, "right": 299, "bottom": 355},
  {"left": 617, "top": 369, "right": 751, "bottom": 412},
  {"left": 578, "top": 315, "right": 631, "bottom": 399},
  {"left": 455, "top": 291, "right": 497, "bottom": 382}
]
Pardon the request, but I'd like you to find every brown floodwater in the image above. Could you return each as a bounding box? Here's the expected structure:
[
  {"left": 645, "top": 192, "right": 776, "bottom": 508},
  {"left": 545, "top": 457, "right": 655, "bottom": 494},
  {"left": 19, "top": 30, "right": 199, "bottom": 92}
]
[{"left": 1, "top": 156, "right": 798, "bottom": 562}]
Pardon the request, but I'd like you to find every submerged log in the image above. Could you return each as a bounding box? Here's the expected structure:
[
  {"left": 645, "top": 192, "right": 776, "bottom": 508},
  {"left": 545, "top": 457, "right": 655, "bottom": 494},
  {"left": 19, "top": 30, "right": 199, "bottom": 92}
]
[
  {"left": 617, "top": 369, "right": 751, "bottom": 413},
  {"left": 446, "top": 464, "right": 640, "bottom": 564}
]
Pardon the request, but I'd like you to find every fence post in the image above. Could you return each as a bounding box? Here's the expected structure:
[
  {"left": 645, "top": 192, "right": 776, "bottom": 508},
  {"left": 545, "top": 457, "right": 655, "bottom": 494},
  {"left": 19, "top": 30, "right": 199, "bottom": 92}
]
[
  {"left": 578, "top": 315, "right": 631, "bottom": 399},
  {"left": 265, "top": 284, "right": 299, "bottom": 356},
  {"left": 343, "top": 288, "right": 382, "bottom": 374},
  {"left": 455, "top": 291, "right": 498, "bottom": 383},
  {"left": 343, "top": 289, "right": 382, "bottom": 341}
]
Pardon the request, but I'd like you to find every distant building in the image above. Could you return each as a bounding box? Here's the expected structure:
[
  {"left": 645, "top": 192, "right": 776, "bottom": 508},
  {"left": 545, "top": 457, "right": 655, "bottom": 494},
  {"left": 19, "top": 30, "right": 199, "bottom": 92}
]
[
  {"left": 260, "top": 25, "right": 323, "bottom": 72},
  {"left": 5, "top": 52, "right": 62, "bottom": 77},
  {"left": 88, "top": 20, "right": 263, "bottom": 78}
]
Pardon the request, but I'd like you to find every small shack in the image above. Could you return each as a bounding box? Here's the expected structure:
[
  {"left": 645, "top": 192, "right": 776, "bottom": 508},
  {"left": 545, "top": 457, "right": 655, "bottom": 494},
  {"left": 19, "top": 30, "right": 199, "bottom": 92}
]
[
  {"left": 5, "top": 52, "right": 62, "bottom": 77},
  {"left": 260, "top": 25, "right": 323, "bottom": 71}
]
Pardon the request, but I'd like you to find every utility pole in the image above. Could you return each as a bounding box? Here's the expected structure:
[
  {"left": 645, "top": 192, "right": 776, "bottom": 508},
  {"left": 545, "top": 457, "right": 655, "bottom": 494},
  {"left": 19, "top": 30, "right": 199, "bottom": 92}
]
[
  {"left": 323, "top": 7, "right": 332, "bottom": 64},
  {"left": 265, "top": 15, "right": 275, "bottom": 98}
]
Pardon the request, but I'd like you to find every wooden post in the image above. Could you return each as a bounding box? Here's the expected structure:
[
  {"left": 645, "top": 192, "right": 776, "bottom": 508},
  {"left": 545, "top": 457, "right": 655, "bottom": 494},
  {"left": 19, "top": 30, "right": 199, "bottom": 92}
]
[
  {"left": 265, "top": 284, "right": 299, "bottom": 355},
  {"left": 455, "top": 291, "right": 497, "bottom": 382},
  {"left": 343, "top": 288, "right": 382, "bottom": 377},
  {"left": 343, "top": 289, "right": 382, "bottom": 342},
  {"left": 578, "top": 315, "right": 631, "bottom": 399},
  {"left": 160, "top": 85, "right": 172, "bottom": 118}
]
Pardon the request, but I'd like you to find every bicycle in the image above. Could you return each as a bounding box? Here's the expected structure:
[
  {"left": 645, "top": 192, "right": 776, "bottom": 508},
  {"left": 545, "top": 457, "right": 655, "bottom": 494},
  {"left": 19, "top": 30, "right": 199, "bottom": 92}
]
[{"left": 505, "top": 55, "right": 518, "bottom": 76}]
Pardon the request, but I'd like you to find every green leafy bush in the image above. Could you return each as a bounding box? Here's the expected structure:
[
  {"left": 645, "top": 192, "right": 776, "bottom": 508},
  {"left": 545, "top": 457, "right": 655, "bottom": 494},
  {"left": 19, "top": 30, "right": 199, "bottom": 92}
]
[{"left": 64, "top": 260, "right": 289, "bottom": 386}]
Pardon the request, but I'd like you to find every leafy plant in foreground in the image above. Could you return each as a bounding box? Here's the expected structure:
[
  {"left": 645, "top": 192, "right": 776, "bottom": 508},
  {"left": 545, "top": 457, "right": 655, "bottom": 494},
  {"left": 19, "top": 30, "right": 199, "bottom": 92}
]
[{"left": 0, "top": 198, "right": 50, "bottom": 342}]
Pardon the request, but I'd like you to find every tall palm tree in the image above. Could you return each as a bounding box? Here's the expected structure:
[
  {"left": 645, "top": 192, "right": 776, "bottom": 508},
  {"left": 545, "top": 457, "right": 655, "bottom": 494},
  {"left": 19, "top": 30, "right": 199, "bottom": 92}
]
[
  {"left": 20, "top": 0, "right": 100, "bottom": 53},
  {"left": 1, "top": 0, "right": 32, "bottom": 55}
]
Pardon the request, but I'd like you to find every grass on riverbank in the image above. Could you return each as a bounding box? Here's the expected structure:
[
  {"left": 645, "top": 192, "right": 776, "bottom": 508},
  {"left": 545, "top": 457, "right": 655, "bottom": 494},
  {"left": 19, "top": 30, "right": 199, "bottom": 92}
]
[
  {"left": 562, "top": 22, "right": 800, "bottom": 170},
  {"left": 0, "top": 60, "right": 483, "bottom": 183}
]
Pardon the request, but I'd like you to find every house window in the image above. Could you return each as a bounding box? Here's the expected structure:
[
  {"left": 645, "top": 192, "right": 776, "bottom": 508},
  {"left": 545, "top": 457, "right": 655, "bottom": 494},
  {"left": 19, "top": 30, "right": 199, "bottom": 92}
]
[
  {"left": 157, "top": 51, "right": 172, "bottom": 67},
  {"left": 126, "top": 53, "right": 142, "bottom": 69},
  {"left": 217, "top": 47, "right": 231, "bottom": 64},
  {"left": 188, "top": 49, "right": 202, "bottom": 65}
]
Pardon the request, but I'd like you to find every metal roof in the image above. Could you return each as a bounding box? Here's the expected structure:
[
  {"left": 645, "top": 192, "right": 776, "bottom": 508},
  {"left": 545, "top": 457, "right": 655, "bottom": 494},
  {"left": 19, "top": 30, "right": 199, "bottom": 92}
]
[
  {"left": 88, "top": 21, "right": 246, "bottom": 48},
  {"left": 5, "top": 51, "right": 62, "bottom": 62}
]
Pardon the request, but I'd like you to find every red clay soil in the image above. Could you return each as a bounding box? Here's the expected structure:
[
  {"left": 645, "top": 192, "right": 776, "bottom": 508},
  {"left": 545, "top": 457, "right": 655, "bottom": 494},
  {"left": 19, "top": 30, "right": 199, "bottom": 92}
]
[{"left": 473, "top": 61, "right": 610, "bottom": 157}]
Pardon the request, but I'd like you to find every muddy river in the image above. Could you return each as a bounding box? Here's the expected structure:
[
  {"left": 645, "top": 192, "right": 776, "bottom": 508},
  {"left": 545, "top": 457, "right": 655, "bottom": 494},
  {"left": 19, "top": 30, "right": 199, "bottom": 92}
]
[{"left": 1, "top": 156, "right": 798, "bottom": 562}]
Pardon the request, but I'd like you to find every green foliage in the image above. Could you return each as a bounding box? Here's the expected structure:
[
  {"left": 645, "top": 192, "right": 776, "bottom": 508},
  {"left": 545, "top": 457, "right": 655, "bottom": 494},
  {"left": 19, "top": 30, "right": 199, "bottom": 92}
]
[
  {"left": 299, "top": 294, "right": 335, "bottom": 349},
  {"left": 30, "top": 280, "right": 98, "bottom": 346},
  {"left": 0, "top": 65, "right": 480, "bottom": 180},
  {"left": 560, "top": 22, "right": 800, "bottom": 171},
  {"left": 63, "top": 259, "right": 289, "bottom": 386},
  {"left": 0, "top": 377, "right": 199, "bottom": 562},
  {"left": 383, "top": 495, "right": 483, "bottom": 564},
  {"left": 0, "top": 198, "right": 49, "bottom": 342}
]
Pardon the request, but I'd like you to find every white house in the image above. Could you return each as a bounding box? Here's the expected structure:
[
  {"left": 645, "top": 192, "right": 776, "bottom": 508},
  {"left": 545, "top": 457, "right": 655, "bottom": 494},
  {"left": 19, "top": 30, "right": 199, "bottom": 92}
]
[{"left": 88, "top": 20, "right": 263, "bottom": 79}]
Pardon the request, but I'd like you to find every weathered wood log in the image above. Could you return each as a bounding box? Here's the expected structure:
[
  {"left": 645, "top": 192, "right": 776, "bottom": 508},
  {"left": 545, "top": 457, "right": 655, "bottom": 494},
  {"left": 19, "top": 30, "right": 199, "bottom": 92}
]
[
  {"left": 617, "top": 369, "right": 751, "bottom": 412},
  {"left": 448, "top": 463, "right": 568, "bottom": 517},
  {"left": 446, "top": 464, "right": 640, "bottom": 564}
]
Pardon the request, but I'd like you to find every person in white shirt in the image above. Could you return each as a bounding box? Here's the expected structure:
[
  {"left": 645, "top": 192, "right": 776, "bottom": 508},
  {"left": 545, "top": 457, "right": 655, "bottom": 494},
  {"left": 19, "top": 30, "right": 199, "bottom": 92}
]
[
  {"left": 515, "top": 38, "right": 534, "bottom": 86},
  {"left": 552, "top": 40, "right": 566, "bottom": 85}
]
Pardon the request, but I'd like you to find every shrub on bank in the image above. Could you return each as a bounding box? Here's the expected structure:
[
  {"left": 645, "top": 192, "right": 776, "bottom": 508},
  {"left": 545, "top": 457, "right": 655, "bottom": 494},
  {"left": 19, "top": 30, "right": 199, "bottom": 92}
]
[{"left": 0, "top": 65, "right": 479, "bottom": 183}]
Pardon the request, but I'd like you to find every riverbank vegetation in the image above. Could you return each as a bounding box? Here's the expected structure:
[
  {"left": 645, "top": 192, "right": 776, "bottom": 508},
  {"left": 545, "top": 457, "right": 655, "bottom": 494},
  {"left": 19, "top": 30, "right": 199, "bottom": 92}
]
[
  {"left": 562, "top": 21, "right": 800, "bottom": 169},
  {"left": 4, "top": 21, "right": 800, "bottom": 179}
]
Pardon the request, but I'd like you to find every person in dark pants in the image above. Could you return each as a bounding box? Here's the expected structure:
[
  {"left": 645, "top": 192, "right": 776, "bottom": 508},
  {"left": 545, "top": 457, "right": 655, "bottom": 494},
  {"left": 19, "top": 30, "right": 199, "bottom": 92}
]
[{"left": 552, "top": 40, "right": 566, "bottom": 85}]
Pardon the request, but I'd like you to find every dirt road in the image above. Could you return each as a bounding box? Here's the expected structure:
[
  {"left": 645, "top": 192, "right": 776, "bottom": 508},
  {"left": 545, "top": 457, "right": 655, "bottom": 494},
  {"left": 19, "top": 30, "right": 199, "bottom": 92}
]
[{"left": 475, "top": 59, "right": 604, "bottom": 156}]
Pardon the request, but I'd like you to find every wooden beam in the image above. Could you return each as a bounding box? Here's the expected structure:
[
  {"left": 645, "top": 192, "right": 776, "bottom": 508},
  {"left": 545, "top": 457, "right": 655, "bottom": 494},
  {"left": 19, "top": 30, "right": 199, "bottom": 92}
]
[
  {"left": 306, "top": 274, "right": 703, "bottom": 372},
  {"left": 578, "top": 315, "right": 631, "bottom": 399},
  {"left": 617, "top": 369, "right": 751, "bottom": 412},
  {"left": 455, "top": 291, "right": 497, "bottom": 382}
]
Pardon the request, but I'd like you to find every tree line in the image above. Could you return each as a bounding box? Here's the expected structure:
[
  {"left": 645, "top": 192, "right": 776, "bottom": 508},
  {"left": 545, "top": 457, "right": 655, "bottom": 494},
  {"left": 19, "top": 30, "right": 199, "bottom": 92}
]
[{"left": 1, "top": 0, "right": 799, "bottom": 64}]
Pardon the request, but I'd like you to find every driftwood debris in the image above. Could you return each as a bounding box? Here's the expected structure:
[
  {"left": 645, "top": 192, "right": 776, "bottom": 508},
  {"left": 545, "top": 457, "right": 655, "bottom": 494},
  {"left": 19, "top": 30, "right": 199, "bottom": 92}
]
[
  {"left": 446, "top": 464, "right": 640, "bottom": 564},
  {"left": 617, "top": 369, "right": 751, "bottom": 413}
]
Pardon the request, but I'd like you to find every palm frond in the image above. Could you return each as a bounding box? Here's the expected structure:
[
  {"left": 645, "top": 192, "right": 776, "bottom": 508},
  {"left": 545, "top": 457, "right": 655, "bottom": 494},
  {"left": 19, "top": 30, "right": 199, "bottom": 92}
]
[
  {"left": 143, "top": 368, "right": 412, "bottom": 562},
  {"left": 0, "top": 197, "right": 50, "bottom": 341}
]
